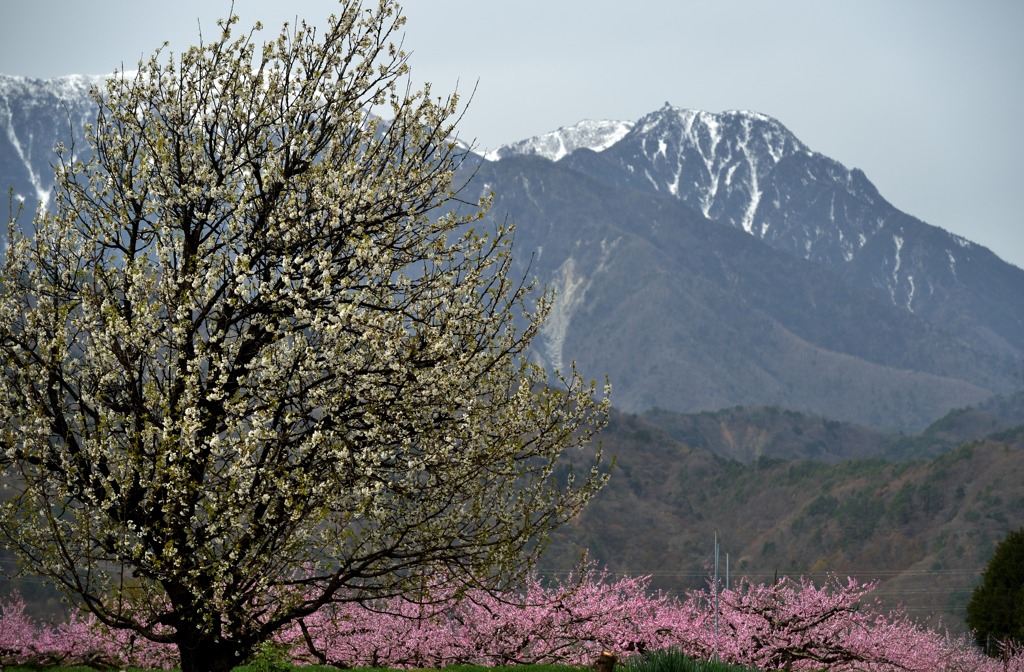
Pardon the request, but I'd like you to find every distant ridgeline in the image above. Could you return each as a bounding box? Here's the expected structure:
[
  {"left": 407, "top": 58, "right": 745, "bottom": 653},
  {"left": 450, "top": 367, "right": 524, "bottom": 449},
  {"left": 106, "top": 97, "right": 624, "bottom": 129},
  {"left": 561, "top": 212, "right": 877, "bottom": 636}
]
[{"left": 3, "top": 76, "right": 1024, "bottom": 429}]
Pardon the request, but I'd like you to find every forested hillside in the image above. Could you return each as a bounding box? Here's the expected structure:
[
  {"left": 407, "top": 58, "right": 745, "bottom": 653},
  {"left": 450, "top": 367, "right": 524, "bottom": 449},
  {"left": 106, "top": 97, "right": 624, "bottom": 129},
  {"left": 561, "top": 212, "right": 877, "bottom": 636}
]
[{"left": 543, "top": 407, "right": 1024, "bottom": 634}]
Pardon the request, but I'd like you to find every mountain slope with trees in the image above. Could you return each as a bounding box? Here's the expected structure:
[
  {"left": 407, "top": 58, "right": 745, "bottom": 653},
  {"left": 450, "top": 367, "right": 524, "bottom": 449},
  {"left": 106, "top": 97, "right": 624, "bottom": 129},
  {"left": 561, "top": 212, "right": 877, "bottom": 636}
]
[{"left": 543, "top": 410, "right": 1024, "bottom": 636}]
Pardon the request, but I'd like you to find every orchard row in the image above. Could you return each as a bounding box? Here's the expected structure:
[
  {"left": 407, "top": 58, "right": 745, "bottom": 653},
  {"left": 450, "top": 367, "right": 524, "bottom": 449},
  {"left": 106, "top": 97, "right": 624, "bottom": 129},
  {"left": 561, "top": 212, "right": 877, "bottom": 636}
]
[{"left": 2, "top": 561, "right": 1021, "bottom": 671}]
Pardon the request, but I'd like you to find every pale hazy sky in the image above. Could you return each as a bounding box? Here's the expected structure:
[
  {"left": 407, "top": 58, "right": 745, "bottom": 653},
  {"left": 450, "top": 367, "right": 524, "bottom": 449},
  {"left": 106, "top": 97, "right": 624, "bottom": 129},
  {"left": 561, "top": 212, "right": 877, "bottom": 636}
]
[{"left": 1, "top": 1, "right": 1021, "bottom": 268}]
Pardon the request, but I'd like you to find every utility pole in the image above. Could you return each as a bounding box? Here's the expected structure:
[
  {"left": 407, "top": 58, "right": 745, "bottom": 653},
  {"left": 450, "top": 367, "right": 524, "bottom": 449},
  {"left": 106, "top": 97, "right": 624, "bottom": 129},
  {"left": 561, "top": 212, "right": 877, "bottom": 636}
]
[{"left": 714, "top": 530, "right": 720, "bottom": 638}]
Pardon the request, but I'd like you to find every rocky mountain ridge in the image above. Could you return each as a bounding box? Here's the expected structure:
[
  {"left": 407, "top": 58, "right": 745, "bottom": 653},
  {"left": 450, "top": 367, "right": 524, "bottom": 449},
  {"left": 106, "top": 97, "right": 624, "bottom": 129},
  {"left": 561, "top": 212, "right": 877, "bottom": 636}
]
[
  {"left": 482, "top": 118, "right": 635, "bottom": 162},
  {"left": 465, "top": 149, "right": 1018, "bottom": 428}
]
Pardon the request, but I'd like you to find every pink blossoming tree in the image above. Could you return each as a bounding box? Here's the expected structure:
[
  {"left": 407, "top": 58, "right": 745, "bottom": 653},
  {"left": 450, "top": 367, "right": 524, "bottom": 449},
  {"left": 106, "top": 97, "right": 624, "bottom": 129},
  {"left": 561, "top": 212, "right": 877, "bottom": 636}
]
[{"left": 4, "top": 563, "right": 1024, "bottom": 671}]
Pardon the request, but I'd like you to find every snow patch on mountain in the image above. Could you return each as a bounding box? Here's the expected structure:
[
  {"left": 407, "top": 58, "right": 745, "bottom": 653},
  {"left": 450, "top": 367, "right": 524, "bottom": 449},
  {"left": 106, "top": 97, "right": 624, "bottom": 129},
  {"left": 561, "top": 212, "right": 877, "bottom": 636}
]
[
  {"left": 540, "top": 256, "right": 591, "bottom": 374},
  {"left": 0, "top": 74, "right": 105, "bottom": 209},
  {"left": 483, "top": 119, "right": 634, "bottom": 162},
  {"left": 0, "top": 98, "right": 48, "bottom": 208}
]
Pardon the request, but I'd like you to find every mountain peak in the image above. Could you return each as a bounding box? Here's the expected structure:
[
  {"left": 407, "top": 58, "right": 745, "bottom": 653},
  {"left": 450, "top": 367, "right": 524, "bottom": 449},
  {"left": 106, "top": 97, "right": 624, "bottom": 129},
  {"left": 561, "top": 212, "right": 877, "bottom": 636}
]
[
  {"left": 640, "top": 103, "right": 774, "bottom": 125},
  {"left": 598, "top": 106, "right": 810, "bottom": 233},
  {"left": 632, "top": 105, "right": 808, "bottom": 158}
]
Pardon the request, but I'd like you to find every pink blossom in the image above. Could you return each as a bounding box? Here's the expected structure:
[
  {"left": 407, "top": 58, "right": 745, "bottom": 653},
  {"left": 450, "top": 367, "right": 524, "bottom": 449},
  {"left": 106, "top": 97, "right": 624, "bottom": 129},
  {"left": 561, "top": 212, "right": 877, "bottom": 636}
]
[{"left": 4, "top": 563, "right": 1024, "bottom": 672}]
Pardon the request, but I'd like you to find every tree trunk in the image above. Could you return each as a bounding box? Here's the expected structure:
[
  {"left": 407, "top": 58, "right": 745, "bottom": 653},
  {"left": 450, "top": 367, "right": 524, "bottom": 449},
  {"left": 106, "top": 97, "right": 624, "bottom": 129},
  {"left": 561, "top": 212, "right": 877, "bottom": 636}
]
[
  {"left": 595, "top": 650, "right": 616, "bottom": 672},
  {"left": 178, "top": 636, "right": 254, "bottom": 672}
]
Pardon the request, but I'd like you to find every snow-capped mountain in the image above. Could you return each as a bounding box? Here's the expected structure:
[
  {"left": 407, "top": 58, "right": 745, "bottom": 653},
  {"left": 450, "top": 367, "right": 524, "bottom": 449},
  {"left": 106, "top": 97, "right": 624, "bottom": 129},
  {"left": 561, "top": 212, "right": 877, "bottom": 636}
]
[
  {"left": 466, "top": 105, "right": 1024, "bottom": 427},
  {"left": 482, "top": 118, "right": 634, "bottom": 162},
  {"left": 2, "top": 77, "right": 1022, "bottom": 428},
  {"left": 543, "top": 105, "right": 1024, "bottom": 360}
]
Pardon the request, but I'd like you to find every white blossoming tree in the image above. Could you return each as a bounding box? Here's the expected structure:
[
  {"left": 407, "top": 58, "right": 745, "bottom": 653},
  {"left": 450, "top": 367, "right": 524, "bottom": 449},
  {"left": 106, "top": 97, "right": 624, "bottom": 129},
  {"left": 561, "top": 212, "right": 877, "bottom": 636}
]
[{"left": 0, "top": 2, "right": 609, "bottom": 671}]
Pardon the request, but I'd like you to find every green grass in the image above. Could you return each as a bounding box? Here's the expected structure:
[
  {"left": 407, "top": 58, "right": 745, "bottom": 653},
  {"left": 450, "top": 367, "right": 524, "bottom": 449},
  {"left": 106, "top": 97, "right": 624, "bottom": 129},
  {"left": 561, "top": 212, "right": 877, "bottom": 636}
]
[{"left": 622, "top": 650, "right": 764, "bottom": 672}]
